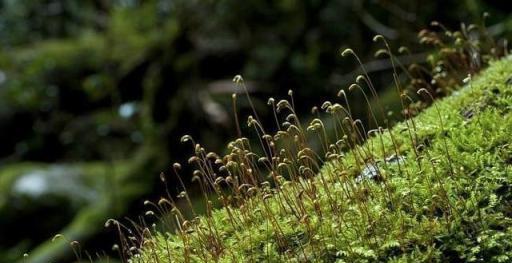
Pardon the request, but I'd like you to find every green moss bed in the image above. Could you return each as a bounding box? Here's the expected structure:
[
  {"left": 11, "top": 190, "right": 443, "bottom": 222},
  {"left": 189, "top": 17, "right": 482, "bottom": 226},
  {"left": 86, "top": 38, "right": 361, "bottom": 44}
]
[{"left": 135, "top": 58, "right": 512, "bottom": 262}]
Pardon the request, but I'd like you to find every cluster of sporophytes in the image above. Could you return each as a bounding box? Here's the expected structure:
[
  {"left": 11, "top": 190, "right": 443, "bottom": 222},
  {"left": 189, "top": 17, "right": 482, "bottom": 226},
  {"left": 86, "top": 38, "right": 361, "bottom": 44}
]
[{"left": 100, "top": 22, "right": 512, "bottom": 262}]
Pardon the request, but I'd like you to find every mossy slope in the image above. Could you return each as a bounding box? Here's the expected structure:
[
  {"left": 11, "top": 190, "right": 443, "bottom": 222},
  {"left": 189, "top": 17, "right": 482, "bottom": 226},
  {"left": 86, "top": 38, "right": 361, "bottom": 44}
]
[{"left": 139, "top": 58, "right": 512, "bottom": 262}]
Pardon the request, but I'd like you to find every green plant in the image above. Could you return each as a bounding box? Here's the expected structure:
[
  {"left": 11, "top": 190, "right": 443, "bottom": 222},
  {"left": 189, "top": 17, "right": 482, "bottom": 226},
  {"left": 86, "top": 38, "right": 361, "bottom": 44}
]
[
  {"left": 35, "top": 22, "right": 511, "bottom": 263},
  {"left": 106, "top": 23, "right": 512, "bottom": 262}
]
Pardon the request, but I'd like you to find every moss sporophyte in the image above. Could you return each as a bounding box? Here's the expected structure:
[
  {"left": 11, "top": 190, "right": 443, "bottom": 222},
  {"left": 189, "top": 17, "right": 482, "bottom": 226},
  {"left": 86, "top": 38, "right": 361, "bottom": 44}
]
[{"left": 103, "top": 23, "right": 512, "bottom": 262}]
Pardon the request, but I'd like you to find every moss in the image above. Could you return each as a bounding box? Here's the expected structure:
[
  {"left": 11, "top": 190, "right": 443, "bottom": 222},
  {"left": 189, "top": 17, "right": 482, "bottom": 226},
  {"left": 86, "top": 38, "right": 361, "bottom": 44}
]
[{"left": 137, "top": 57, "right": 512, "bottom": 262}]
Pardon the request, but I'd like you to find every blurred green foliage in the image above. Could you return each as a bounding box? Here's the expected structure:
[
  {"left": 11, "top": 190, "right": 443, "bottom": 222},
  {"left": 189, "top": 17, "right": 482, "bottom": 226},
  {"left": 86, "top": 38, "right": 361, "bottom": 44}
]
[{"left": 0, "top": 0, "right": 509, "bottom": 163}]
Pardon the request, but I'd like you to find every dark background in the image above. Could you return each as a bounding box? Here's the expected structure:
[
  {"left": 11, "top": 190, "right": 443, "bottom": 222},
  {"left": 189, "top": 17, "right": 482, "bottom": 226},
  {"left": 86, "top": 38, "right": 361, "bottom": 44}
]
[{"left": 0, "top": 0, "right": 511, "bottom": 262}]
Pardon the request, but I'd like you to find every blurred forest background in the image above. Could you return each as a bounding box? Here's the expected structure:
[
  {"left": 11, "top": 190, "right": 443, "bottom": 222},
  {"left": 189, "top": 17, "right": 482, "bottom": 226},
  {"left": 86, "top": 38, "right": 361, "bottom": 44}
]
[{"left": 0, "top": 0, "right": 511, "bottom": 262}]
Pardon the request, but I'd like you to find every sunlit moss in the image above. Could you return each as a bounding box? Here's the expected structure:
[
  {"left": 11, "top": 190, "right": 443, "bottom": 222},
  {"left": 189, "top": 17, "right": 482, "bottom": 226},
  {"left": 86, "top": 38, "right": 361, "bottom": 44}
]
[{"left": 136, "top": 57, "right": 512, "bottom": 262}]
